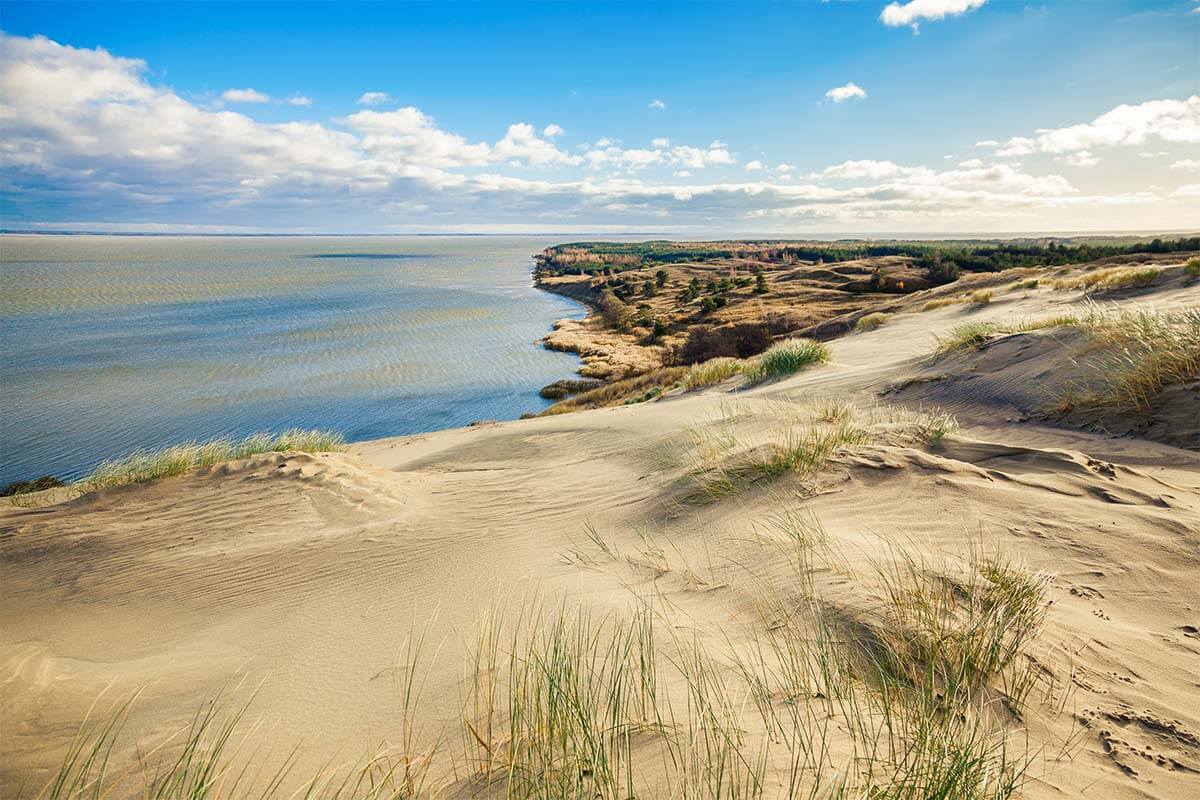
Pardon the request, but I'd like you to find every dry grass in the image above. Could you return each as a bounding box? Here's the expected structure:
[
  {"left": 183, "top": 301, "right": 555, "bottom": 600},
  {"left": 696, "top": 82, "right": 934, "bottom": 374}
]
[
  {"left": 921, "top": 297, "right": 960, "bottom": 312},
  {"left": 967, "top": 289, "right": 993, "bottom": 305},
  {"left": 681, "top": 357, "right": 745, "bottom": 391},
  {"left": 1050, "top": 266, "right": 1160, "bottom": 293},
  {"left": 75, "top": 430, "right": 344, "bottom": 495},
  {"left": 1186, "top": 256, "right": 1200, "bottom": 277},
  {"left": 675, "top": 400, "right": 958, "bottom": 502},
  {"left": 854, "top": 312, "right": 890, "bottom": 332},
  {"left": 540, "top": 367, "right": 687, "bottom": 414}
]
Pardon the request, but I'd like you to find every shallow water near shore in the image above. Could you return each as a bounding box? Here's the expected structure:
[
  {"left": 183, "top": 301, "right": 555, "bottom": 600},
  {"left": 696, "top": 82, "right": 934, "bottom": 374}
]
[{"left": 0, "top": 235, "right": 585, "bottom": 485}]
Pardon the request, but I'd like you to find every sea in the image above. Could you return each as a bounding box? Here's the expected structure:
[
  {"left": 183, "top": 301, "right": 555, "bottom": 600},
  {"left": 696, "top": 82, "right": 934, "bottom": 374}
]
[{"left": 0, "top": 235, "right": 587, "bottom": 486}]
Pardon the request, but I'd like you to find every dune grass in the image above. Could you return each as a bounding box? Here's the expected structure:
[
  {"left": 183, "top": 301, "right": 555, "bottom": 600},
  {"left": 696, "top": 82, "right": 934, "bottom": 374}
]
[
  {"left": 1050, "top": 265, "right": 1160, "bottom": 293},
  {"left": 540, "top": 367, "right": 687, "bottom": 415},
  {"left": 742, "top": 338, "right": 830, "bottom": 386},
  {"left": 681, "top": 357, "right": 745, "bottom": 391},
  {"left": 1007, "top": 279, "right": 1038, "bottom": 292},
  {"left": 45, "top": 528, "right": 1053, "bottom": 800},
  {"left": 76, "top": 429, "right": 344, "bottom": 494},
  {"left": 675, "top": 400, "right": 958, "bottom": 502},
  {"left": 854, "top": 312, "right": 890, "bottom": 332},
  {"left": 1186, "top": 256, "right": 1200, "bottom": 277},
  {"left": 929, "top": 303, "right": 1200, "bottom": 415},
  {"left": 921, "top": 297, "right": 960, "bottom": 312},
  {"left": 967, "top": 289, "right": 993, "bottom": 305}
]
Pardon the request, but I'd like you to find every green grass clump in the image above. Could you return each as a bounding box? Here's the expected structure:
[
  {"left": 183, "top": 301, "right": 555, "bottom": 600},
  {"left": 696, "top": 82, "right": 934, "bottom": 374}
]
[
  {"left": 854, "top": 312, "right": 890, "bottom": 332},
  {"left": 1186, "top": 256, "right": 1200, "bottom": 277},
  {"left": 1007, "top": 278, "right": 1038, "bottom": 292},
  {"left": 743, "top": 338, "right": 830, "bottom": 385},
  {"left": 932, "top": 322, "right": 1002, "bottom": 358},
  {"left": 78, "top": 429, "right": 344, "bottom": 494},
  {"left": 681, "top": 357, "right": 744, "bottom": 391}
]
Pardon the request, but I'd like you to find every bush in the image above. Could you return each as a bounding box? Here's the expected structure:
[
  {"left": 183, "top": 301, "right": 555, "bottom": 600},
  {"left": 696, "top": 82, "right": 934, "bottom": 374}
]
[
  {"left": 744, "top": 338, "right": 830, "bottom": 384},
  {"left": 727, "top": 323, "right": 772, "bottom": 358},
  {"left": 1186, "top": 256, "right": 1200, "bottom": 277}
]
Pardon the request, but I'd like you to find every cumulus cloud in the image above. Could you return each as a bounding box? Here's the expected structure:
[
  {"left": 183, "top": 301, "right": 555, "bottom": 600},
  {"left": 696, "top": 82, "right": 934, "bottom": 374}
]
[
  {"left": 651, "top": 137, "right": 670, "bottom": 147},
  {"left": 542, "top": 123, "right": 564, "bottom": 138},
  {"left": 222, "top": 88, "right": 270, "bottom": 103},
  {"left": 825, "top": 82, "right": 866, "bottom": 103},
  {"left": 745, "top": 160, "right": 764, "bottom": 171},
  {"left": 1063, "top": 151, "right": 1099, "bottom": 167},
  {"left": 222, "top": 88, "right": 310, "bottom": 106},
  {"left": 648, "top": 99, "right": 666, "bottom": 110},
  {"left": 1171, "top": 184, "right": 1200, "bottom": 198},
  {"left": 0, "top": 32, "right": 1186, "bottom": 233},
  {"left": 975, "top": 139, "right": 999, "bottom": 147},
  {"left": 357, "top": 92, "right": 390, "bottom": 106},
  {"left": 1171, "top": 158, "right": 1200, "bottom": 170},
  {"left": 881, "top": 0, "right": 986, "bottom": 30},
  {"left": 995, "top": 96, "right": 1200, "bottom": 156}
]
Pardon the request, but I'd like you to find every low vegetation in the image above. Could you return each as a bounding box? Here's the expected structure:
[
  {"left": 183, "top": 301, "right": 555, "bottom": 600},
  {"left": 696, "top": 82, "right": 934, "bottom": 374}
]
[
  {"left": 1, "top": 474, "right": 63, "bottom": 497},
  {"left": 76, "top": 429, "right": 345, "bottom": 494},
  {"left": 539, "top": 367, "right": 687, "bottom": 414},
  {"left": 681, "top": 357, "right": 745, "bottom": 390},
  {"left": 742, "top": 338, "right": 830, "bottom": 385},
  {"left": 1049, "top": 265, "right": 1160, "bottom": 293},
  {"left": 854, "top": 311, "right": 890, "bottom": 332},
  {"left": 44, "top": 505, "right": 1056, "bottom": 800},
  {"left": 930, "top": 303, "right": 1200, "bottom": 416},
  {"left": 674, "top": 400, "right": 958, "bottom": 501},
  {"left": 968, "top": 289, "right": 993, "bottom": 305}
]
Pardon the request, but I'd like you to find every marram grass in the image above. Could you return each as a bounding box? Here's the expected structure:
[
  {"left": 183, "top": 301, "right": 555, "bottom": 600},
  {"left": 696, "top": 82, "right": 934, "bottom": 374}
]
[
  {"left": 77, "top": 429, "right": 344, "bottom": 494},
  {"left": 743, "top": 338, "right": 830, "bottom": 385}
]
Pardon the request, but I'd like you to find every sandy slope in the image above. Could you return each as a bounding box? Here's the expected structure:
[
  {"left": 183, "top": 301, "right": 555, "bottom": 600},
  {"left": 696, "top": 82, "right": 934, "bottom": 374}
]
[{"left": 2, "top": 280, "right": 1199, "bottom": 798}]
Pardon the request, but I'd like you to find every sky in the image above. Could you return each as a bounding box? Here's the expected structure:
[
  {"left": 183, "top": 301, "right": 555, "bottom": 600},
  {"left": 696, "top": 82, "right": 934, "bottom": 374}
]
[{"left": 0, "top": 0, "right": 1198, "bottom": 235}]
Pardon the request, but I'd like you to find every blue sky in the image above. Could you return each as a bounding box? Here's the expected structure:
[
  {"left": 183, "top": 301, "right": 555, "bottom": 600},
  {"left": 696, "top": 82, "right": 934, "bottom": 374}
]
[{"left": 1, "top": 0, "right": 1198, "bottom": 234}]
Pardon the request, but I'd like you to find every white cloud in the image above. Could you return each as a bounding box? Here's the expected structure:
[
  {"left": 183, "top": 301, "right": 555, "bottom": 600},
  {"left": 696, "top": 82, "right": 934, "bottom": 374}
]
[
  {"left": 996, "top": 96, "right": 1200, "bottom": 156},
  {"left": 881, "top": 0, "right": 986, "bottom": 29},
  {"left": 222, "top": 88, "right": 270, "bottom": 103},
  {"left": 975, "top": 139, "right": 999, "bottom": 147},
  {"left": 648, "top": 99, "right": 666, "bottom": 110},
  {"left": 284, "top": 95, "right": 312, "bottom": 107},
  {"left": 1171, "top": 158, "right": 1200, "bottom": 170},
  {"left": 817, "top": 159, "right": 913, "bottom": 179},
  {"left": 825, "top": 82, "right": 866, "bottom": 103},
  {"left": 357, "top": 92, "right": 390, "bottom": 106},
  {"left": 542, "top": 123, "right": 565, "bottom": 138},
  {"left": 1171, "top": 183, "right": 1200, "bottom": 198},
  {"left": 651, "top": 137, "right": 670, "bottom": 147},
  {"left": 745, "top": 160, "right": 764, "bottom": 172},
  {"left": 493, "top": 123, "right": 581, "bottom": 166},
  {"left": 0, "top": 32, "right": 1190, "bottom": 234},
  {"left": 1063, "top": 151, "right": 1099, "bottom": 167}
]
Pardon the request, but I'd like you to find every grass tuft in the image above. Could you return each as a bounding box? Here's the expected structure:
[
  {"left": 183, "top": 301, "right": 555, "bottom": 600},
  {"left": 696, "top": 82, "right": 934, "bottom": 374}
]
[
  {"left": 854, "top": 312, "right": 890, "bottom": 332},
  {"left": 742, "top": 338, "right": 830, "bottom": 385},
  {"left": 967, "top": 289, "right": 993, "bottom": 305},
  {"left": 77, "top": 429, "right": 344, "bottom": 494},
  {"left": 681, "top": 357, "right": 744, "bottom": 391}
]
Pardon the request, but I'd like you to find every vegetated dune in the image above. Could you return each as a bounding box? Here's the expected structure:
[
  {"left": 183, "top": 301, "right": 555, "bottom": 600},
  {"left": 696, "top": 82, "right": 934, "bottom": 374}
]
[{"left": 2, "top": 276, "right": 1199, "bottom": 799}]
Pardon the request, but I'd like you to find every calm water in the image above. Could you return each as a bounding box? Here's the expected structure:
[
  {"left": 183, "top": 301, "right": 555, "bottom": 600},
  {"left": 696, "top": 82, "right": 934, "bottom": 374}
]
[{"left": 0, "top": 235, "right": 586, "bottom": 485}]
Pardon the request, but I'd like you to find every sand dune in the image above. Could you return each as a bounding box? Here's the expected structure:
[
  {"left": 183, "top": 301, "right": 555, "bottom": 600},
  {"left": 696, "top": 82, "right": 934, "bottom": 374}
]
[{"left": 3, "top": 278, "right": 1198, "bottom": 798}]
